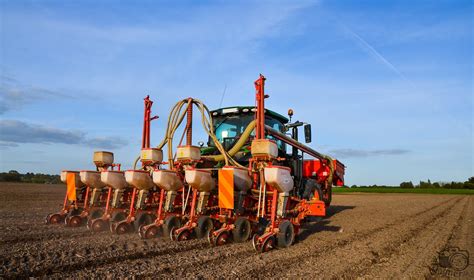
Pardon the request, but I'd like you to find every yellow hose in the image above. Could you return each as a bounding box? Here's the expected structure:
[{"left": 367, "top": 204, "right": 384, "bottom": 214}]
[
  {"left": 322, "top": 154, "right": 335, "bottom": 187},
  {"left": 202, "top": 120, "right": 256, "bottom": 162},
  {"left": 148, "top": 98, "right": 244, "bottom": 169}
]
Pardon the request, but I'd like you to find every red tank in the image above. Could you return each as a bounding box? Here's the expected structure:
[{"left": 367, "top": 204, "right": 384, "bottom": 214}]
[{"left": 303, "top": 159, "right": 345, "bottom": 186}]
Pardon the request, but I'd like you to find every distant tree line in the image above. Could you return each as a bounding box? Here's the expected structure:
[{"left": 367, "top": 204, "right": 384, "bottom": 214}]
[
  {"left": 349, "top": 177, "right": 474, "bottom": 189},
  {"left": 0, "top": 170, "right": 61, "bottom": 184},
  {"left": 2, "top": 170, "right": 473, "bottom": 189}
]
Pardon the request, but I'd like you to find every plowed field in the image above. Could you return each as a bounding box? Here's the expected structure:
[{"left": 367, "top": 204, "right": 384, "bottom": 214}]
[{"left": 1, "top": 183, "right": 472, "bottom": 279}]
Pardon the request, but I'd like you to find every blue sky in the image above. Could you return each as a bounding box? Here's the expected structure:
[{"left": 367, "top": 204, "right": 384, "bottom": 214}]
[{"left": 0, "top": 0, "right": 472, "bottom": 185}]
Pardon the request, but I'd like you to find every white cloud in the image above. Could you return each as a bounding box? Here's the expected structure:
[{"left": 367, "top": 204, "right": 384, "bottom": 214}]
[
  {"left": 0, "top": 119, "right": 128, "bottom": 149},
  {"left": 0, "top": 75, "right": 71, "bottom": 114}
]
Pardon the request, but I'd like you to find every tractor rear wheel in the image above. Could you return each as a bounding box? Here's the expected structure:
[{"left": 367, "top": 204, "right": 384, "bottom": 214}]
[
  {"left": 323, "top": 185, "right": 332, "bottom": 207},
  {"left": 232, "top": 217, "right": 251, "bottom": 242},
  {"left": 195, "top": 216, "right": 213, "bottom": 239},
  {"left": 277, "top": 220, "right": 295, "bottom": 248},
  {"left": 303, "top": 179, "right": 323, "bottom": 200}
]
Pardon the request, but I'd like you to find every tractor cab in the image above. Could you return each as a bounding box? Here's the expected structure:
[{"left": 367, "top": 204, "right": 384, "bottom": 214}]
[{"left": 205, "top": 106, "right": 289, "bottom": 159}]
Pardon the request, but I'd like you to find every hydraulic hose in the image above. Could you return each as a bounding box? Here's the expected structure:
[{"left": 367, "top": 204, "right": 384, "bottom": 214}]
[
  {"left": 150, "top": 98, "right": 243, "bottom": 169},
  {"left": 132, "top": 97, "right": 333, "bottom": 183},
  {"left": 202, "top": 120, "right": 256, "bottom": 162}
]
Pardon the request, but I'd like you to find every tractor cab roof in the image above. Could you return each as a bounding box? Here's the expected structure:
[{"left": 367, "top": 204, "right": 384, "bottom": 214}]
[{"left": 211, "top": 106, "right": 289, "bottom": 124}]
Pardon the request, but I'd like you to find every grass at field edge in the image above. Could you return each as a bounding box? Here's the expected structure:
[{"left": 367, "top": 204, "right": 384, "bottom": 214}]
[{"left": 333, "top": 187, "right": 474, "bottom": 195}]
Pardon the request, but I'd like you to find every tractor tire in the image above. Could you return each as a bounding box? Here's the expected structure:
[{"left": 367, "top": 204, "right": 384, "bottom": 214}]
[
  {"left": 323, "top": 185, "right": 332, "bottom": 208},
  {"left": 276, "top": 220, "right": 295, "bottom": 249},
  {"left": 133, "top": 212, "right": 156, "bottom": 231},
  {"left": 195, "top": 216, "right": 214, "bottom": 239},
  {"left": 303, "top": 179, "right": 322, "bottom": 200},
  {"left": 232, "top": 217, "right": 251, "bottom": 243},
  {"left": 163, "top": 216, "right": 181, "bottom": 240}
]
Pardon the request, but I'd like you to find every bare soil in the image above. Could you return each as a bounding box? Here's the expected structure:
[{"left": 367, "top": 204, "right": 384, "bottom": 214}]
[{"left": 0, "top": 183, "right": 472, "bottom": 279}]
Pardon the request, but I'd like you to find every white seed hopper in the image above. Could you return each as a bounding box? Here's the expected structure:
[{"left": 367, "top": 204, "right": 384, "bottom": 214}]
[
  {"left": 124, "top": 170, "right": 154, "bottom": 190},
  {"left": 185, "top": 169, "right": 215, "bottom": 192},
  {"left": 153, "top": 169, "right": 183, "bottom": 191},
  {"left": 100, "top": 170, "right": 128, "bottom": 189}
]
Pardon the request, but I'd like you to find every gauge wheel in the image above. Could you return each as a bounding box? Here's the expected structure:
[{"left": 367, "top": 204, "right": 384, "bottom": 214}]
[
  {"left": 232, "top": 217, "right": 251, "bottom": 242},
  {"left": 276, "top": 220, "right": 295, "bottom": 249},
  {"left": 195, "top": 216, "right": 214, "bottom": 239}
]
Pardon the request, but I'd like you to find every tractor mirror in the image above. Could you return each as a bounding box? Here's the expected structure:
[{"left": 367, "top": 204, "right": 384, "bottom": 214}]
[{"left": 304, "top": 124, "right": 312, "bottom": 143}]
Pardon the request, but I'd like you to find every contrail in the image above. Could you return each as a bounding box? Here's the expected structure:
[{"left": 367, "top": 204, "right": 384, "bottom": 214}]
[
  {"left": 340, "top": 23, "right": 471, "bottom": 134},
  {"left": 341, "top": 24, "right": 415, "bottom": 88}
]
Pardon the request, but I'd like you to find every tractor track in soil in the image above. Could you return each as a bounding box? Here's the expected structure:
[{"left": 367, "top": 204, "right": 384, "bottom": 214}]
[
  {"left": 223, "top": 196, "right": 464, "bottom": 279},
  {"left": 335, "top": 197, "right": 468, "bottom": 279},
  {"left": 0, "top": 183, "right": 472, "bottom": 279},
  {"left": 142, "top": 196, "right": 461, "bottom": 278},
  {"left": 374, "top": 196, "right": 472, "bottom": 279},
  {"left": 45, "top": 196, "right": 459, "bottom": 278}
]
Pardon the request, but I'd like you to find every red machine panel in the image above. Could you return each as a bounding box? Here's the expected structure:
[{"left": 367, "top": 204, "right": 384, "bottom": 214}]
[{"left": 303, "top": 159, "right": 345, "bottom": 186}]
